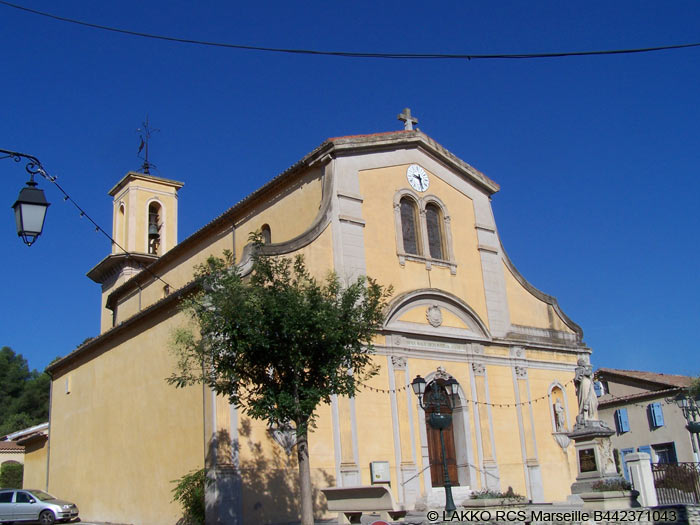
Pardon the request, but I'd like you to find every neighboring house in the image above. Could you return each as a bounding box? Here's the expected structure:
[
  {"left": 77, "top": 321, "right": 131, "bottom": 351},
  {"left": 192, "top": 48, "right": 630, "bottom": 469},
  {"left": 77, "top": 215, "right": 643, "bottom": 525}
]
[
  {"left": 0, "top": 440, "right": 24, "bottom": 468},
  {"left": 45, "top": 118, "right": 591, "bottom": 524},
  {"left": 0, "top": 423, "right": 49, "bottom": 490},
  {"left": 596, "top": 368, "right": 696, "bottom": 481}
]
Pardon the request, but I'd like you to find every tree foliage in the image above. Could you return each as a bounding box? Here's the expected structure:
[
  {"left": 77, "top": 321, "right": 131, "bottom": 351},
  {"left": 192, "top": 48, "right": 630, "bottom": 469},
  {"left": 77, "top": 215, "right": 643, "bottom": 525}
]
[
  {"left": 171, "top": 468, "right": 206, "bottom": 525},
  {"left": 689, "top": 377, "right": 700, "bottom": 400},
  {"left": 168, "top": 239, "right": 392, "bottom": 434},
  {"left": 0, "top": 347, "right": 50, "bottom": 436}
]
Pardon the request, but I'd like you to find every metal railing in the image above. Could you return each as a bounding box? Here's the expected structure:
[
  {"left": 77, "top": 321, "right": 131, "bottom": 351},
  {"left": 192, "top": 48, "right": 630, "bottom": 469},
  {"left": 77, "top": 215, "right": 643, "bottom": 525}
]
[{"left": 652, "top": 462, "right": 700, "bottom": 504}]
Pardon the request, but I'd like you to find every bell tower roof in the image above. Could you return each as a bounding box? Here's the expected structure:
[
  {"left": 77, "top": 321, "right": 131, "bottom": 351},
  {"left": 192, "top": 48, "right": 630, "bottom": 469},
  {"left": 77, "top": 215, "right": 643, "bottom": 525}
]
[{"left": 108, "top": 171, "right": 184, "bottom": 197}]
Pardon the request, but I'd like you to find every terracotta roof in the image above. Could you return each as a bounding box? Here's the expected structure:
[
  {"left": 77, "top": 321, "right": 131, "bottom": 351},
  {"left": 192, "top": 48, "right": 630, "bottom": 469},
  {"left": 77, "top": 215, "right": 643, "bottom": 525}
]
[
  {"left": 326, "top": 129, "right": 413, "bottom": 141},
  {"left": 597, "top": 386, "right": 683, "bottom": 408},
  {"left": 596, "top": 368, "right": 694, "bottom": 389},
  {"left": 0, "top": 441, "right": 24, "bottom": 452}
]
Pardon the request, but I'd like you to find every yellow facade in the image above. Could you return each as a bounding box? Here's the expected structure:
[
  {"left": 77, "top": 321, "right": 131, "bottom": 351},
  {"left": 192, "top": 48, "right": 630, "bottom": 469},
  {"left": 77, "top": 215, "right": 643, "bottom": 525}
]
[{"left": 48, "top": 129, "right": 590, "bottom": 524}]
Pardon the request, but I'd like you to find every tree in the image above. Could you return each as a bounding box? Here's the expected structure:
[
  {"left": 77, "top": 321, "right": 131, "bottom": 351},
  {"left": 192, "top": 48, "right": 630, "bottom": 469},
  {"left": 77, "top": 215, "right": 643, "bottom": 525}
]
[
  {"left": 689, "top": 377, "right": 700, "bottom": 400},
  {"left": 168, "top": 237, "right": 391, "bottom": 525},
  {"left": 0, "top": 347, "right": 50, "bottom": 437}
]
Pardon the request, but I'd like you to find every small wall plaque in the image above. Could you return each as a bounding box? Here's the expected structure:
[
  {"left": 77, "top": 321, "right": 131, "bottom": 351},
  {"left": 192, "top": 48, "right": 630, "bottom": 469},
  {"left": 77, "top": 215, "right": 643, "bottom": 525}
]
[
  {"left": 579, "top": 448, "right": 597, "bottom": 473},
  {"left": 370, "top": 461, "right": 391, "bottom": 484}
]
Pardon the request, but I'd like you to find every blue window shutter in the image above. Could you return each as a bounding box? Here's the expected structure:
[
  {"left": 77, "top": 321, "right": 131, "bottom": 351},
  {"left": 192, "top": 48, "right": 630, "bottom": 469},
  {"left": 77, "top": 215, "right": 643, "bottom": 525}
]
[
  {"left": 638, "top": 445, "right": 652, "bottom": 460},
  {"left": 616, "top": 408, "right": 630, "bottom": 432},
  {"left": 652, "top": 403, "right": 664, "bottom": 427},
  {"left": 594, "top": 381, "right": 603, "bottom": 397},
  {"left": 621, "top": 448, "right": 635, "bottom": 481}
]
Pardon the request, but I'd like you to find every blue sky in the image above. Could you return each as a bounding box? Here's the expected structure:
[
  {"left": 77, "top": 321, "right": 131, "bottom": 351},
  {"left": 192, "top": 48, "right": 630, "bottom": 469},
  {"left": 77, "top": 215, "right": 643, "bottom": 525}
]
[{"left": 1, "top": 1, "right": 698, "bottom": 375}]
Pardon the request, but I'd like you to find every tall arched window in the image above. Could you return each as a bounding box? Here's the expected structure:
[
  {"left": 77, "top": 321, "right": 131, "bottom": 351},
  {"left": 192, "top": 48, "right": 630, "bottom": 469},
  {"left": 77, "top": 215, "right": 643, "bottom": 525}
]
[
  {"left": 261, "top": 224, "right": 271, "bottom": 244},
  {"left": 394, "top": 190, "right": 456, "bottom": 273},
  {"left": 425, "top": 203, "right": 444, "bottom": 260},
  {"left": 116, "top": 203, "right": 125, "bottom": 249},
  {"left": 400, "top": 197, "right": 420, "bottom": 255}
]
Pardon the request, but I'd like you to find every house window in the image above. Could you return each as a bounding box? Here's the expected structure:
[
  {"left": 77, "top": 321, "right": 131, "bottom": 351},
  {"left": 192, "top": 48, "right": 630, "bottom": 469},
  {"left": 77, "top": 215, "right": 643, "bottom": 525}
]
[
  {"left": 425, "top": 203, "right": 444, "bottom": 259},
  {"left": 400, "top": 197, "right": 421, "bottom": 255},
  {"left": 652, "top": 442, "right": 677, "bottom": 464},
  {"left": 593, "top": 381, "right": 604, "bottom": 397},
  {"left": 648, "top": 402, "right": 665, "bottom": 428},
  {"left": 394, "top": 191, "right": 456, "bottom": 273},
  {"left": 615, "top": 408, "right": 630, "bottom": 433}
]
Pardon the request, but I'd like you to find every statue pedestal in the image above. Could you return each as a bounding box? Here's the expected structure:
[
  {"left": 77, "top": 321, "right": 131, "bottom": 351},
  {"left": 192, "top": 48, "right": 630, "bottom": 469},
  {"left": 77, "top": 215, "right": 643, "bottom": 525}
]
[{"left": 568, "top": 421, "right": 623, "bottom": 494}]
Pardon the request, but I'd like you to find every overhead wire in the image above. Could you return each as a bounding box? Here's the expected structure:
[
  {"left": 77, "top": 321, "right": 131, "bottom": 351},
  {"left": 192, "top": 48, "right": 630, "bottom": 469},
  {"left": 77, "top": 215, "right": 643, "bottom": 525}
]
[{"left": 1, "top": 0, "right": 699, "bottom": 61}]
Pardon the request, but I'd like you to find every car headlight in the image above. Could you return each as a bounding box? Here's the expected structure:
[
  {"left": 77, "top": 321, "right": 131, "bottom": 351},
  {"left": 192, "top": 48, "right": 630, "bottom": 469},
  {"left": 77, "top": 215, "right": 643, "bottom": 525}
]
[{"left": 62, "top": 504, "right": 72, "bottom": 509}]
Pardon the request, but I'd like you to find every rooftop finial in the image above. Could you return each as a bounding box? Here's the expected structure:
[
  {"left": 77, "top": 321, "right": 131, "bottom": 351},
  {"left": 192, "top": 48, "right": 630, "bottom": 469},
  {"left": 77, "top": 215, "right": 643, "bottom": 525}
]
[
  {"left": 137, "top": 116, "right": 159, "bottom": 174},
  {"left": 398, "top": 108, "right": 418, "bottom": 131}
]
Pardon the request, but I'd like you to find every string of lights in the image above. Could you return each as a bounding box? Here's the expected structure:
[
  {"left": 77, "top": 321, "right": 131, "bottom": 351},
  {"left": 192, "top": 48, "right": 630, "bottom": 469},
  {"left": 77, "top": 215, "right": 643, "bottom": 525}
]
[
  {"left": 360, "top": 377, "right": 576, "bottom": 408},
  {"left": 1, "top": 0, "right": 699, "bottom": 62}
]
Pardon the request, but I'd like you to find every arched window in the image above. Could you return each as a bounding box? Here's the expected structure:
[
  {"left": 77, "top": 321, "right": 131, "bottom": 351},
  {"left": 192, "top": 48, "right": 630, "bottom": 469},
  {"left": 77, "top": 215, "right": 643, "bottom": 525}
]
[
  {"left": 261, "top": 224, "right": 271, "bottom": 244},
  {"left": 425, "top": 203, "right": 444, "bottom": 260},
  {"left": 400, "top": 197, "right": 420, "bottom": 255},
  {"left": 394, "top": 189, "right": 456, "bottom": 273},
  {"left": 148, "top": 202, "right": 162, "bottom": 255},
  {"left": 116, "top": 203, "right": 125, "bottom": 249}
]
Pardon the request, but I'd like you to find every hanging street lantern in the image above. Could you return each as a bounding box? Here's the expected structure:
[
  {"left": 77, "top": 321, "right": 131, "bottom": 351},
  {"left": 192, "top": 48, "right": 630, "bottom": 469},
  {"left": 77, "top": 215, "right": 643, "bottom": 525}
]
[
  {"left": 1, "top": 148, "right": 51, "bottom": 247},
  {"left": 12, "top": 178, "right": 50, "bottom": 246}
]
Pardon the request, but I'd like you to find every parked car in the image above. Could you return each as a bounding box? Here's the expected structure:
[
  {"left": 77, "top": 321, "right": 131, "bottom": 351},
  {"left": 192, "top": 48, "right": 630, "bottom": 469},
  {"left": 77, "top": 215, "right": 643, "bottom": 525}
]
[{"left": 0, "top": 489, "right": 78, "bottom": 524}]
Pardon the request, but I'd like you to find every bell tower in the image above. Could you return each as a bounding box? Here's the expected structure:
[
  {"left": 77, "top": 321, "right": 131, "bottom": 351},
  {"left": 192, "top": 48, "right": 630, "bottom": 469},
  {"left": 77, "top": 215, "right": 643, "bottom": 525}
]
[
  {"left": 88, "top": 171, "right": 184, "bottom": 332},
  {"left": 109, "top": 171, "right": 183, "bottom": 256}
]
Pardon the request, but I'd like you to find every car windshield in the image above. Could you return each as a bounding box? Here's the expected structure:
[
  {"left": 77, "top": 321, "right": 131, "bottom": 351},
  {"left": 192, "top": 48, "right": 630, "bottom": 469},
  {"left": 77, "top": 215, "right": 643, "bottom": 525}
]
[{"left": 26, "top": 490, "right": 55, "bottom": 501}]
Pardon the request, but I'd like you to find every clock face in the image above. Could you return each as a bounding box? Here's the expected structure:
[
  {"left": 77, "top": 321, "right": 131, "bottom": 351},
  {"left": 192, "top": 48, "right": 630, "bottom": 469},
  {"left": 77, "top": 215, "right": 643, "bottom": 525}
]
[{"left": 407, "top": 164, "right": 429, "bottom": 192}]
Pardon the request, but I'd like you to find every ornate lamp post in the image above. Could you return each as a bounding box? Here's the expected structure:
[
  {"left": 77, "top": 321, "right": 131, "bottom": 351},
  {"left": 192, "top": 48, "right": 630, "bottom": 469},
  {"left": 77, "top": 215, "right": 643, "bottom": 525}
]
[
  {"left": 411, "top": 374, "right": 459, "bottom": 513},
  {"left": 1, "top": 149, "right": 50, "bottom": 246},
  {"left": 670, "top": 391, "right": 700, "bottom": 457}
]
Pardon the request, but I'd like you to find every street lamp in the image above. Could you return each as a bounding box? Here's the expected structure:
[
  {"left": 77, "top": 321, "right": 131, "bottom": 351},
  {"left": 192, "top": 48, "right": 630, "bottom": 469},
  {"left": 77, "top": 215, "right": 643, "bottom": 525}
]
[
  {"left": 411, "top": 374, "right": 460, "bottom": 513},
  {"left": 668, "top": 390, "right": 700, "bottom": 461},
  {"left": 1, "top": 149, "right": 51, "bottom": 246}
]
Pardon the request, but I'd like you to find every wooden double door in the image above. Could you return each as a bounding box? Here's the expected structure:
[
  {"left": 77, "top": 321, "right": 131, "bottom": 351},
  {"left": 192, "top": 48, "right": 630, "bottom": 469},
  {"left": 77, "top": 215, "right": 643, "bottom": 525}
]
[{"left": 424, "top": 382, "right": 459, "bottom": 487}]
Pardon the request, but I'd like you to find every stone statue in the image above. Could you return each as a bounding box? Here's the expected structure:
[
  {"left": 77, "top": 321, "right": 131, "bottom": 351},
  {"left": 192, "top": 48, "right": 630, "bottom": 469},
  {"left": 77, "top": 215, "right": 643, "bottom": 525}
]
[
  {"left": 575, "top": 357, "right": 599, "bottom": 426},
  {"left": 554, "top": 399, "right": 566, "bottom": 432}
]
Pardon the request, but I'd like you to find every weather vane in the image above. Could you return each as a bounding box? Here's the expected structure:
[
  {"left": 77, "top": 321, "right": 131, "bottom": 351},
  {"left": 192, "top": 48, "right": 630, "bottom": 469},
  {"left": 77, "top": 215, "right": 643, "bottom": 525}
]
[{"left": 137, "top": 117, "right": 159, "bottom": 174}]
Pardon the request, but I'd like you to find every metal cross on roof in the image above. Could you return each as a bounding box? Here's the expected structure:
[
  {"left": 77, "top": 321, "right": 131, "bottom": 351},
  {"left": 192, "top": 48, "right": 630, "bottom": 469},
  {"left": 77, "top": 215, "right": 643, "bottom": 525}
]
[{"left": 398, "top": 108, "right": 418, "bottom": 131}]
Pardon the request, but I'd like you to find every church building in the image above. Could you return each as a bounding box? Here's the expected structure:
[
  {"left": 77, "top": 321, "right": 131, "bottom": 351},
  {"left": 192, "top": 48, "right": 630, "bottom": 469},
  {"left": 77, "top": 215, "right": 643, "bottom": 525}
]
[{"left": 46, "top": 112, "right": 589, "bottom": 524}]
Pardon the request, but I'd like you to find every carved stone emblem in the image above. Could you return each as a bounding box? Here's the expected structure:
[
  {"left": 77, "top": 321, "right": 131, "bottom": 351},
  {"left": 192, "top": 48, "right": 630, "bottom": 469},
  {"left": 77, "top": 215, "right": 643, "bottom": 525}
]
[
  {"left": 426, "top": 305, "right": 443, "bottom": 327},
  {"left": 515, "top": 366, "right": 527, "bottom": 379},
  {"left": 471, "top": 363, "right": 485, "bottom": 376},
  {"left": 268, "top": 423, "right": 297, "bottom": 456},
  {"left": 391, "top": 356, "right": 407, "bottom": 370},
  {"left": 510, "top": 346, "right": 524, "bottom": 358},
  {"left": 471, "top": 344, "right": 484, "bottom": 356},
  {"left": 435, "top": 366, "right": 450, "bottom": 380},
  {"left": 392, "top": 334, "right": 403, "bottom": 346}
]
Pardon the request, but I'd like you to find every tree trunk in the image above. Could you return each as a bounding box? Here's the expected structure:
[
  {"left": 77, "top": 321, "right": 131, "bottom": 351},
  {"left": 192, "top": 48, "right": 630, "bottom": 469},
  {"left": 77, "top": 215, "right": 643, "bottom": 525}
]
[{"left": 296, "top": 428, "right": 314, "bottom": 525}]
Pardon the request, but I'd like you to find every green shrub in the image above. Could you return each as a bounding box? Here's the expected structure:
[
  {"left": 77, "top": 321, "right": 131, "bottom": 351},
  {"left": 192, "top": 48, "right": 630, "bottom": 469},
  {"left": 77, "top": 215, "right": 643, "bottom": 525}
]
[
  {"left": 470, "top": 486, "right": 525, "bottom": 500},
  {"left": 591, "top": 478, "right": 631, "bottom": 491},
  {"left": 0, "top": 462, "right": 23, "bottom": 488},
  {"left": 172, "top": 468, "right": 206, "bottom": 525}
]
